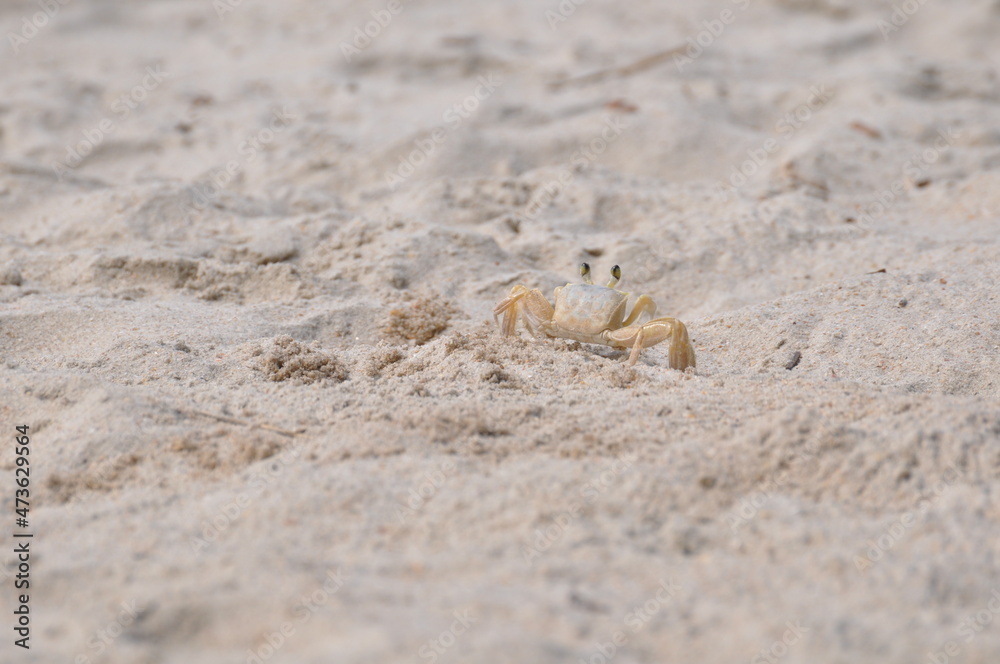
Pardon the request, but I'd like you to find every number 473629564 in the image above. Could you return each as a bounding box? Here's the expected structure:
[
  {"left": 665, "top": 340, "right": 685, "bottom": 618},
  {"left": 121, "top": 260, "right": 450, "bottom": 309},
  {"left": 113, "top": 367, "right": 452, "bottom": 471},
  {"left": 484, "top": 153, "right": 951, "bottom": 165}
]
[{"left": 15, "top": 425, "right": 30, "bottom": 521}]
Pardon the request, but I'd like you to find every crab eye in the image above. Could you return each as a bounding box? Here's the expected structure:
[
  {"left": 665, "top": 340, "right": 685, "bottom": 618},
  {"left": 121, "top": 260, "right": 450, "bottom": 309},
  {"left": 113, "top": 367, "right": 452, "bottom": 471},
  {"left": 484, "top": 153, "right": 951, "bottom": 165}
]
[
  {"left": 579, "top": 263, "right": 591, "bottom": 278},
  {"left": 606, "top": 264, "right": 622, "bottom": 288}
]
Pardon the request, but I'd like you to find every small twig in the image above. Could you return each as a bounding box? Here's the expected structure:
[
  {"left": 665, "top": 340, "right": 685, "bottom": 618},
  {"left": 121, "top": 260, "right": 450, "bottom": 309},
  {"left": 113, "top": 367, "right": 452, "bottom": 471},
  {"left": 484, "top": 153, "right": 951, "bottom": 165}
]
[
  {"left": 258, "top": 423, "right": 302, "bottom": 438},
  {"left": 0, "top": 159, "right": 107, "bottom": 187},
  {"left": 550, "top": 46, "right": 686, "bottom": 90},
  {"left": 849, "top": 121, "right": 882, "bottom": 139},
  {"left": 183, "top": 408, "right": 301, "bottom": 438}
]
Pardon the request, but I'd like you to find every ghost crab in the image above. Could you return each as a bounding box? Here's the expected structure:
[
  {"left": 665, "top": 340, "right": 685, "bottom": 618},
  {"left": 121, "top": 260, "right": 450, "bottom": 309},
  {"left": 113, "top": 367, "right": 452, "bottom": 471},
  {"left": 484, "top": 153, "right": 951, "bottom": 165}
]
[{"left": 493, "top": 263, "right": 696, "bottom": 370}]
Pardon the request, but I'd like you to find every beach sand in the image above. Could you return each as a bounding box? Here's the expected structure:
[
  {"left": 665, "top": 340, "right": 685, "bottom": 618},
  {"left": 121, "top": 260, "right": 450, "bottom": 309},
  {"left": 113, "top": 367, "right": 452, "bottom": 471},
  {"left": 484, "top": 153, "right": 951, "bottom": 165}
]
[{"left": 2, "top": 0, "right": 999, "bottom": 662}]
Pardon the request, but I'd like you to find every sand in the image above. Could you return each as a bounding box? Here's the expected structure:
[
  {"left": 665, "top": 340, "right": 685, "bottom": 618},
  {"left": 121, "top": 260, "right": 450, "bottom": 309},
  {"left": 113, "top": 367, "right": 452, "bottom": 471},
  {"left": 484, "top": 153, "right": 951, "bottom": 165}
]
[{"left": 2, "top": 0, "right": 1000, "bottom": 662}]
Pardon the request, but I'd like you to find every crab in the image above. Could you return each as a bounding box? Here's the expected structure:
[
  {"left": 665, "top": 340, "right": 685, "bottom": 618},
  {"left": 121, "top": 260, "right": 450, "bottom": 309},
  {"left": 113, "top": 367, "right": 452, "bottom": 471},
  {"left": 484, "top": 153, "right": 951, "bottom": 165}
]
[{"left": 493, "top": 263, "right": 696, "bottom": 370}]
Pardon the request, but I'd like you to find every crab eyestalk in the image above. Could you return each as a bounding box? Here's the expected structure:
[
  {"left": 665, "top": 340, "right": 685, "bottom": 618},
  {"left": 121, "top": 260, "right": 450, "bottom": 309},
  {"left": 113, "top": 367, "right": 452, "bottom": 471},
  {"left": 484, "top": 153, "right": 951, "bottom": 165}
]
[
  {"left": 607, "top": 264, "right": 621, "bottom": 289},
  {"left": 579, "top": 262, "right": 593, "bottom": 284}
]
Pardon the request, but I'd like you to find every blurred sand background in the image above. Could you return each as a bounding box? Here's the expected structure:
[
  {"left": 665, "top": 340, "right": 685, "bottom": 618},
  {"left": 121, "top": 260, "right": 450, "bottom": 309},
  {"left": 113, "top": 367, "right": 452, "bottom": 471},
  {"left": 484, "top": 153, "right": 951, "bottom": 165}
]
[{"left": 2, "top": 0, "right": 1000, "bottom": 662}]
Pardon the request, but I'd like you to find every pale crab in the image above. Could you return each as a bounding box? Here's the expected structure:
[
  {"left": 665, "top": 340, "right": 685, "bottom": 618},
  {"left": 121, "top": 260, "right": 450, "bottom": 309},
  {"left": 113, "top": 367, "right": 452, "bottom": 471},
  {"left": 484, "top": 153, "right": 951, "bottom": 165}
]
[{"left": 493, "top": 263, "right": 696, "bottom": 370}]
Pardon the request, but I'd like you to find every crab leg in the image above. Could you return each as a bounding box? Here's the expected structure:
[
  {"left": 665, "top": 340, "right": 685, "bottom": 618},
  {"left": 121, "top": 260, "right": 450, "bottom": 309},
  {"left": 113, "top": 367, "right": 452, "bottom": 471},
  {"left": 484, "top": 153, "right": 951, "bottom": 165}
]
[
  {"left": 492, "top": 285, "right": 555, "bottom": 337},
  {"left": 604, "top": 317, "right": 696, "bottom": 370},
  {"left": 621, "top": 294, "right": 656, "bottom": 326}
]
